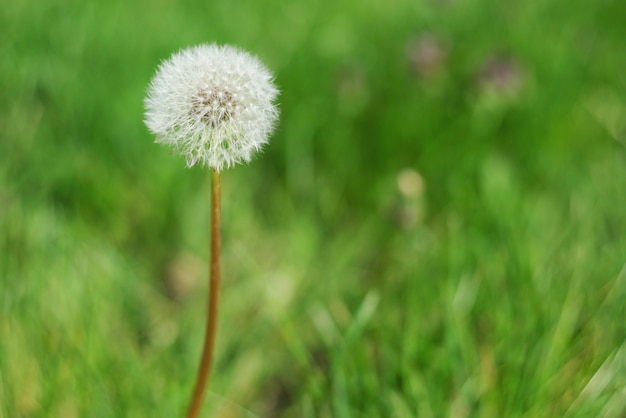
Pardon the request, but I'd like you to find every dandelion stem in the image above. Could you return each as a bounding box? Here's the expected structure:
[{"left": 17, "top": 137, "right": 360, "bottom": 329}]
[{"left": 186, "top": 170, "right": 221, "bottom": 418}]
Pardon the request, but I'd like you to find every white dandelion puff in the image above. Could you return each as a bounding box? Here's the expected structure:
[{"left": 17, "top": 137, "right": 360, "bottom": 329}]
[{"left": 144, "top": 44, "right": 279, "bottom": 171}]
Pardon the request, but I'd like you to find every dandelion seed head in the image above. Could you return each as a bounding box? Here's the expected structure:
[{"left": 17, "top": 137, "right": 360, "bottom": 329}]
[{"left": 144, "top": 44, "right": 279, "bottom": 171}]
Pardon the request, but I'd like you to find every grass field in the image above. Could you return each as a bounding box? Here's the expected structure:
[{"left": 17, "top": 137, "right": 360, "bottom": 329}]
[{"left": 1, "top": 0, "right": 626, "bottom": 416}]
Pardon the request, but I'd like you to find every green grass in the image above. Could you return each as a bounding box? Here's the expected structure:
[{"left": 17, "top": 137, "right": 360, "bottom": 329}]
[{"left": 2, "top": 0, "right": 626, "bottom": 416}]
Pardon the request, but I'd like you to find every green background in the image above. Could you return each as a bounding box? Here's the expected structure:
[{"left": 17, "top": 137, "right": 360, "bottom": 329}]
[{"left": 2, "top": 0, "right": 625, "bottom": 416}]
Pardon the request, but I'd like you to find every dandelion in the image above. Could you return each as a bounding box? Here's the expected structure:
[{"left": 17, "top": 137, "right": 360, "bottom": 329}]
[
  {"left": 144, "top": 44, "right": 279, "bottom": 418},
  {"left": 145, "top": 44, "right": 279, "bottom": 171}
]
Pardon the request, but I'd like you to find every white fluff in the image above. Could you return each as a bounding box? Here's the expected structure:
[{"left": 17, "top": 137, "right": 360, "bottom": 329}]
[{"left": 144, "top": 44, "right": 279, "bottom": 171}]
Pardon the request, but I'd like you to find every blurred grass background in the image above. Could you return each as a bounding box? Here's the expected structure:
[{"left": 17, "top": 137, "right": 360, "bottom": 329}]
[{"left": 1, "top": 0, "right": 626, "bottom": 416}]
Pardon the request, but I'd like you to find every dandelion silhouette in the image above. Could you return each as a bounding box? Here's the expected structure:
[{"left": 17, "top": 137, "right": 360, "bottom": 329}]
[{"left": 144, "top": 44, "right": 279, "bottom": 418}]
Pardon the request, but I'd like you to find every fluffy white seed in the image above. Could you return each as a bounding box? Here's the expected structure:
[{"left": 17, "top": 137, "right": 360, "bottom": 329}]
[{"left": 144, "top": 44, "right": 279, "bottom": 171}]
